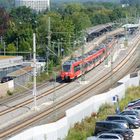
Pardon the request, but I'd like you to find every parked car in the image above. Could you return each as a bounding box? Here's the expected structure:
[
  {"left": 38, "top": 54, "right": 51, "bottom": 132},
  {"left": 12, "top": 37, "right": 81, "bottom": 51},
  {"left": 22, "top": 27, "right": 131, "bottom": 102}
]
[
  {"left": 130, "top": 106, "right": 140, "bottom": 114},
  {"left": 1, "top": 76, "right": 13, "bottom": 83},
  {"left": 127, "top": 100, "right": 140, "bottom": 109},
  {"left": 107, "top": 128, "right": 134, "bottom": 140},
  {"left": 106, "top": 115, "right": 139, "bottom": 129},
  {"left": 96, "top": 133, "right": 124, "bottom": 140},
  {"left": 127, "top": 99, "right": 140, "bottom": 106},
  {"left": 110, "top": 120, "right": 129, "bottom": 129},
  {"left": 119, "top": 110, "right": 140, "bottom": 119},
  {"left": 127, "top": 115, "right": 140, "bottom": 126},
  {"left": 94, "top": 121, "right": 127, "bottom": 136}
]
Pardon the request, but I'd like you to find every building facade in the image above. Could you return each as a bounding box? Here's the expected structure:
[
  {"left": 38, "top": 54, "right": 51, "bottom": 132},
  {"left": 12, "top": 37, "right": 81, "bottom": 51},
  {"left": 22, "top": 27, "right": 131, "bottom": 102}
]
[{"left": 15, "top": 0, "right": 49, "bottom": 12}]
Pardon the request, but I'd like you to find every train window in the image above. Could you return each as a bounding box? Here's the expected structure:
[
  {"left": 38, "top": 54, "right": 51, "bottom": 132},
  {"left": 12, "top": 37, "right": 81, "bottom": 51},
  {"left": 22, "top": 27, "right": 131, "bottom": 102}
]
[
  {"left": 92, "top": 59, "right": 95, "bottom": 64},
  {"left": 63, "top": 65, "right": 71, "bottom": 72},
  {"left": 84, "top": 63, "right": 88, "bottom": 68},
  {"left": 74, "top": 65, "right": 80, "bottom": 72},
  {"left": 94, "top": 56, "right": 99, "bottom": 63}
]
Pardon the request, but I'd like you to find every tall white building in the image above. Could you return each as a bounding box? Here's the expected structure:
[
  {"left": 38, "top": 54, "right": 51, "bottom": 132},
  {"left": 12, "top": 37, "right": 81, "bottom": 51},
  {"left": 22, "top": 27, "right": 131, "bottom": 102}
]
[{"left": 15, "top": 0, "right": 50, "bottom": 12}]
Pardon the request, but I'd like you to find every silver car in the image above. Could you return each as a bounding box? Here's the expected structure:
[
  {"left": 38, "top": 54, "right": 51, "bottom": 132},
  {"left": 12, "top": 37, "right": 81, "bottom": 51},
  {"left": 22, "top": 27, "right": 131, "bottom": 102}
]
[{"left": 87, "top": 133, "right": 124, "bottom": 140}]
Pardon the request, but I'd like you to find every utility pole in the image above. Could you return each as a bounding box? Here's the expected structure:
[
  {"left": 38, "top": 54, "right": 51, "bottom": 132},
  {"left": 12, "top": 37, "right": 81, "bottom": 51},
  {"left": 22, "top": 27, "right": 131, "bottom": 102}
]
[
  {"left": 52, "top": 71, "right": 57, "bottom": 121},
  {"left": 110, "top": 52, "right": 113, "bottom": 90},
  {"left": 4, "top": 42, "right": 5, "bottom": 55},
  {"left": 46, "top": 0, "right": 51, "bottom": 74},
  {"left": 81, "top": 32, "right": 86, "bottom": 81},
  {"left": 33, "top": 33, "right": 37, "bottom": 108}
]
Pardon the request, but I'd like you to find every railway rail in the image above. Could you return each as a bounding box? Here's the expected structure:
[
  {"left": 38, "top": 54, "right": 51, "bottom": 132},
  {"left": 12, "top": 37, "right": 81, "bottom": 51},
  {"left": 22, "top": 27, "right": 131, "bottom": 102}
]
[
  {"left": 0, "top": 33, "right": 140, "bottom": 139},
  {"left": 0, "top": 31, "right": 123, "bottom": 117},
  {"left": 0, "top": 83, "right": 68, "bottom": 116}
]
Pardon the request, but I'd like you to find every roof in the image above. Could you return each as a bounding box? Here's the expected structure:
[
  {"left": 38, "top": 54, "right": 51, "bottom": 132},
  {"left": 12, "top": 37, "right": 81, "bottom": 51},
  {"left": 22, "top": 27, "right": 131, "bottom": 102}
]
[
  {"left": 0, "top": 56, "right": 16, "bottom": 60},
  {"left": 86, "top": 23, "right": 113, "bottom": 34},
  {"left": 0, "top": 55, "right": 23, "bottom": 69},
  {"left": 122, "top": 24, "right": 140, "bottom": 28},
  {"left": 7, "top": 66, "right": 32, "bottom": 77}
]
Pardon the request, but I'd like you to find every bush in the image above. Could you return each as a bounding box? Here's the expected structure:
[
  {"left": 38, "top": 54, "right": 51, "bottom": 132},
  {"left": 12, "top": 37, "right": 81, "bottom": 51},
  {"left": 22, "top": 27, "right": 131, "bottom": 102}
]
[
  {"left": 7, "top": 90, "right": 13, "bottom": 96},
  {"left": 66, "top": 128, "right": 87, "bottom": 140}
]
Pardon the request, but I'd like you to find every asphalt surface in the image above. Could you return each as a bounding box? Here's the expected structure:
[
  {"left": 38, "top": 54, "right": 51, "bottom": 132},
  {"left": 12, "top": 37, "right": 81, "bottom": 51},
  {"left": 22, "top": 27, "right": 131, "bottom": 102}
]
[{"left": 133, "top": 128, "right": 140, "bottom": 140}]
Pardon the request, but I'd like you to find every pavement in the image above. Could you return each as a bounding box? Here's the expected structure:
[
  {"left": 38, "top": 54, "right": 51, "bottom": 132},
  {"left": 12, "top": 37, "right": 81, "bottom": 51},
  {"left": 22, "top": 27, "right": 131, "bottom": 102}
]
[{"left": 133, "top": 128, "right": 140, "bottom": 140}]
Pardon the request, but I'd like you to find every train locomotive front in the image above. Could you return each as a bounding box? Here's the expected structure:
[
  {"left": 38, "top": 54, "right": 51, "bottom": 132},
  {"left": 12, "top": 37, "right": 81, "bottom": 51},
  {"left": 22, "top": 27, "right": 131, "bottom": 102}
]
[{"left": 61, "top": 61, "right": 75, "bottom": 81}]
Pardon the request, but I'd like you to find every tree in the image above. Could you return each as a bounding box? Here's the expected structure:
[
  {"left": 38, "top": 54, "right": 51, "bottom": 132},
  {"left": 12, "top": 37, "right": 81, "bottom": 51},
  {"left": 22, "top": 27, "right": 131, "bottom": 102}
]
[
  {"left": 10, "top": 6, "right": 36, "bottom": 24},
  {"left": 0, "top": 7, "right": 10, "bottom": 36},
  {"left": 71, "top": 12, "right": 91, "bottom": 32},
  {"left": 6, "top": 43, "right": 16, "bottom": 52},
  {"left": 63, "top": 3, "right": 85, "bottom": 15}
]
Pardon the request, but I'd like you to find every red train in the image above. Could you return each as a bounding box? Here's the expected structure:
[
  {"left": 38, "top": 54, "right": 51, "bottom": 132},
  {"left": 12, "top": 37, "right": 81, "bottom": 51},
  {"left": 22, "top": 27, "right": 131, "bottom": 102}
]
[{"left": 61, "top": 38, "right": 116, "bottom": 81}]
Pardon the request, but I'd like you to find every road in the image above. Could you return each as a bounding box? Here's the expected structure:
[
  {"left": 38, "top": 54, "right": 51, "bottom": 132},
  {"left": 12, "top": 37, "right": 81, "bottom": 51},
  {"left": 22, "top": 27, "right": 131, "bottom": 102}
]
[{"left": 133, "top": 128, "right": 140, "bottom": 140}]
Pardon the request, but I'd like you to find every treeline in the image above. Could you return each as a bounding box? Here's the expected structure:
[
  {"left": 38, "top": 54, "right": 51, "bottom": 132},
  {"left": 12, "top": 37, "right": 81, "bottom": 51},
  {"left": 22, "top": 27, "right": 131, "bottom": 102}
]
[{"left": 0, "top": 2, "right": 139, "bottom": 68}]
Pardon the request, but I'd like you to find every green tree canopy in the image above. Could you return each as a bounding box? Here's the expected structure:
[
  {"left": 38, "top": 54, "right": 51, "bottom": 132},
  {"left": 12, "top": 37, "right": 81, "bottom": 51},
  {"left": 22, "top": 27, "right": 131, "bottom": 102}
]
[{"left": 6, "top": 43, "right": 16, "bottom": 52}]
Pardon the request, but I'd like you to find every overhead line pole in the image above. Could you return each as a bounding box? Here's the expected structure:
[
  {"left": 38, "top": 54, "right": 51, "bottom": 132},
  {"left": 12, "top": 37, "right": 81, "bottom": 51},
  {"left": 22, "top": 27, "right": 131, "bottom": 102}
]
[
  {"left": 46, "top": 0, "right": 51, "bottom": 74},
  {"left": 81, "top": 31, "right": 86, "bottom": 82},
  {"left": 33, "top": 33, "right": 37, "bottom": 108}
]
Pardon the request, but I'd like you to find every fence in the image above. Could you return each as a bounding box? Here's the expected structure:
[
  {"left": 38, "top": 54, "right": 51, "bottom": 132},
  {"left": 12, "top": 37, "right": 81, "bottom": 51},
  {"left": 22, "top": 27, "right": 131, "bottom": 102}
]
[{"left": 9, "top": 71, "right": 140, "bottom": 140}]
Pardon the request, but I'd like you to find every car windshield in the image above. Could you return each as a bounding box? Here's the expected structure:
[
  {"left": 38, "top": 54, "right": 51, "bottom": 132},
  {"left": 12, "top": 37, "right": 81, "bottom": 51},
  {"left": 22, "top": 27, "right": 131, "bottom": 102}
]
[
  {"left": 63, "top": 65, "right": 71, "bottom": 72},
  {"left": 125, "top": 116, "right": 134, "bottom": 122}
]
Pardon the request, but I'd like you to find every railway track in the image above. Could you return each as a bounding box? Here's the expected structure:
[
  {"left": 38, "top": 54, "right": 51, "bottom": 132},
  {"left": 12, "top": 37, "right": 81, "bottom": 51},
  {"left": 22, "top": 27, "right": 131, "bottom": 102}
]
[
  {"left": 0, "top": 32, "right": 122, "bottom": 117},
  {"left": 0, "top": 35, "right": 140, "bottom": 139},
  {"left": 0, "top": 76, "right": 63, "bottom": 105},
  {"left": 0, "top": 82, "right": 68, "bottom": 116}
]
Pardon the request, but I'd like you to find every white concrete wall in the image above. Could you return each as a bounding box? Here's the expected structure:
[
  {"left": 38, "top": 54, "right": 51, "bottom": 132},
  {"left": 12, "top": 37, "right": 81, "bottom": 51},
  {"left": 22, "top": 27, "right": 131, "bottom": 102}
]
[
  {"left": 9, "top": 72, "right": 140, "bottom": 140},
  {"left": 0, "top": 80, "right": 14, "bottom": 97}
]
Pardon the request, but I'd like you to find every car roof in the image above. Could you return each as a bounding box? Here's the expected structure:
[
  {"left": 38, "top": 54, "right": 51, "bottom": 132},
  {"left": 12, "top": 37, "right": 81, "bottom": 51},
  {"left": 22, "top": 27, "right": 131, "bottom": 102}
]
[
  {"left": 97, "top": 132, "right": 123, "bottom": 139},
  {"left": 96, "top": 120, "right": 119, "bottom": 124},
  {"left": 98, "top": 132, "right": 122, "bottom": 136},
  {"left": 107, "top": 115, "right": 124, "bottom": 117},
  {"left": 129, "top": 99, "right": 140, "bottom": 103},
  {"left": 108, "top": 128, "right": 130, "bottom": 133}
]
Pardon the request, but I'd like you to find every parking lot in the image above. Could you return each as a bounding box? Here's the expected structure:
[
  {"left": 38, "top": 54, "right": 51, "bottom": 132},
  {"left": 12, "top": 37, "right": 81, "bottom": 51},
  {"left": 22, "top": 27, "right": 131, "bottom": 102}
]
[{"left": 133, "top": 128, "right": 140, "bottom": 140}]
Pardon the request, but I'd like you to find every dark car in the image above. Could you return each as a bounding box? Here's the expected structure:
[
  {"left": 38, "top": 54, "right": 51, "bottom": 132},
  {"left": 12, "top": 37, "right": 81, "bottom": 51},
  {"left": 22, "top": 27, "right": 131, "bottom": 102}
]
[
  {"left": 1, "top": 76, "right": 13, "bottom": 83},
  {"left": 94, "top": 121, "right": 127, "bottom": 136},
  {"left": 111, "top": 120, "right": 129, "bottom": 129},
  {"left": 119, "top": 110, "right": 140, "bottom": 119},
  {"left": 107, "top": 128, "right": 134, "bottom": 140},
  {"left": 106, "top": 115, "right": 139, "bottom": 129}
]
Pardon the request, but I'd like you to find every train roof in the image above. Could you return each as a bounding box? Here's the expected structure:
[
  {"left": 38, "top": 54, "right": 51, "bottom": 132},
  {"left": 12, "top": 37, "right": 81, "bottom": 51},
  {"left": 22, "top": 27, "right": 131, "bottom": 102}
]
[{"left": 63, "top": 43, "right": 107, "bottom": 65}]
